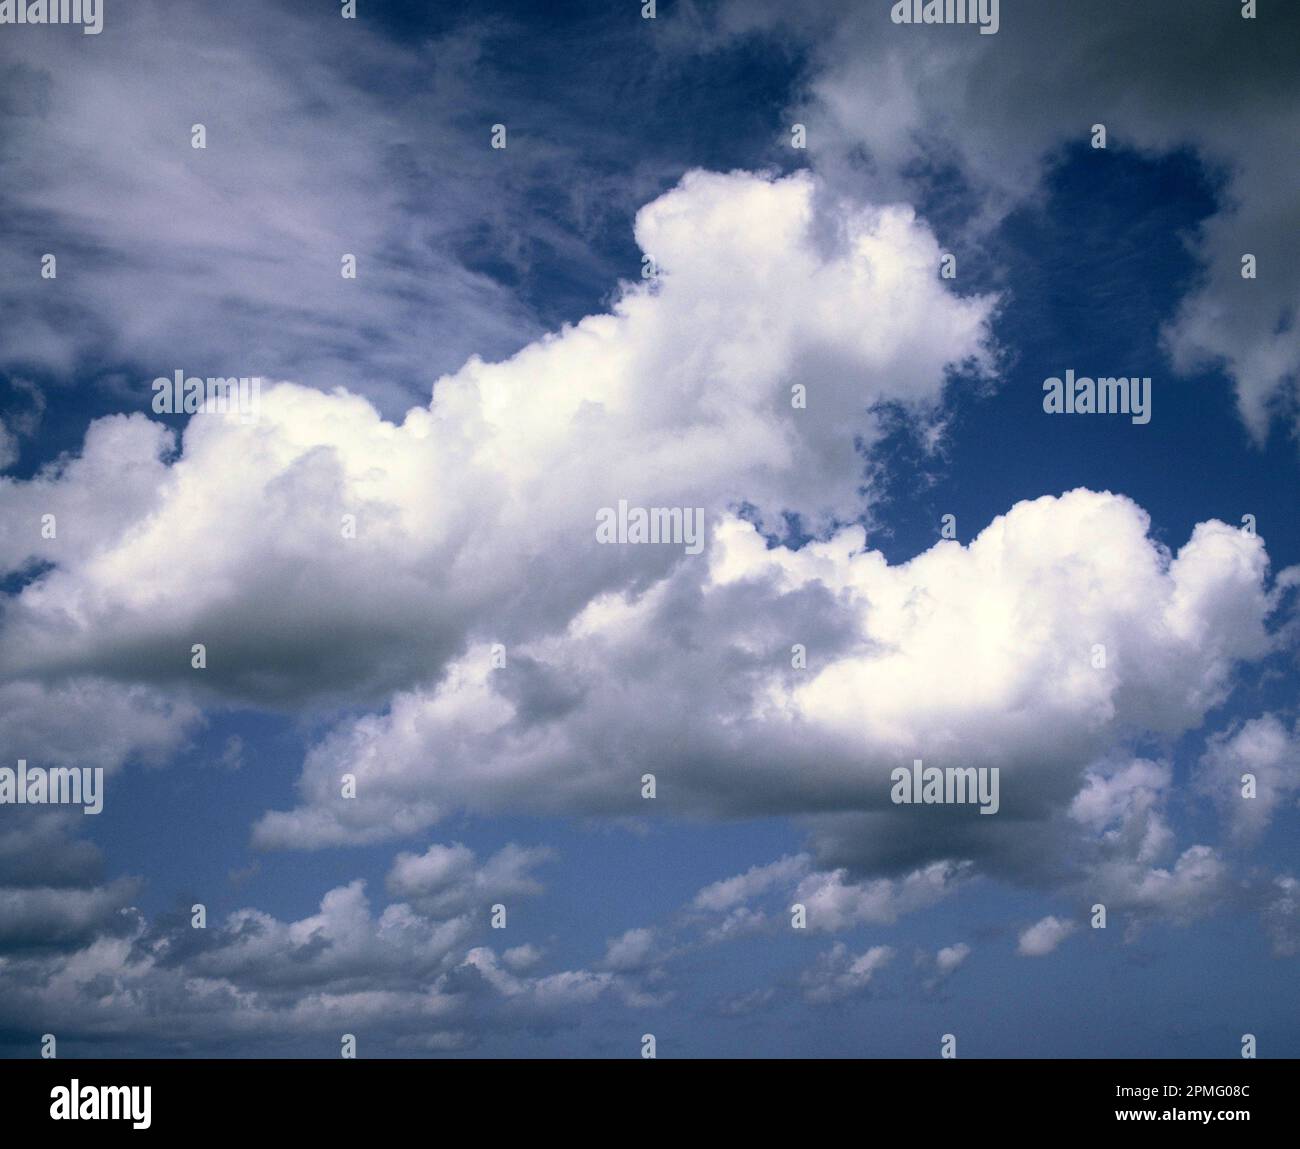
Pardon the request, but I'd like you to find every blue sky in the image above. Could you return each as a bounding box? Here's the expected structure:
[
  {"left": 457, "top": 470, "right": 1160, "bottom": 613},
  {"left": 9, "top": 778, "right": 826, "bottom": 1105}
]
[{"left": 0, "top": 0, "right": 1297, "bottom": 1058}]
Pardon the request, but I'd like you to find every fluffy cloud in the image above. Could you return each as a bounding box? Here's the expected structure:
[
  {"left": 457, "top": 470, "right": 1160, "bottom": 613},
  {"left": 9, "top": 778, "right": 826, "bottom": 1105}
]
[
  {"left": 0, "top": 169, "right": 993, "bottom": 710},
  {"left": 173, "top": 880, "right": 472, "bottom": 992},
  {"left": 0, "top": 852, "right": 637, "bottom": 1055},
  {"left": 692, "top": 855, "right": 809, "bottom": 913},
  {"left": 1069, "top": 757, "right": 1231, "bottom": 928},
  {"left": 600, "top": 928, "right": 660, "bottom": 973},
  {"left": 1087, "top": 845, "right": 1229, "bottom": 929},
  {"left": 800, "top": 942, "right": 893, "bottom": 1003},
  {"left": 1071, "top": 758, "right": 1175, "bottom": 867},
  {"left": 934, "top": 942, "right": 971, "bottom": 979},
  {"left": 1017, "top": 915, "right": 1077, "bottom": 957},
  {"left": 253, "top": 490, "right": 1280, "bottom": 869},
  {"left": 1197, "top": 714, "right": 1300, "bottom": 842},
  {"left": 0, "top": 885, "right": 468, "bottom": 1054},
  {"left": 385, "top": 842, "right": 552, "bottom": 918},
  {"left": 454, "top": 946, "right": 659, "bottom": 1013},
  {"left": 501, "top": 944, "right": 544, "bottom": 973},
  {"left": 794, "top": 861, "right": 971, "bottom": 932},
  {"left": 0, "top": 879, "right": 139, "bottom": 951},
  {"left": 686, "top": 853, "right": 967, "bottom": 944},
  {"left": 2, "top": 0, "right": 1295, "bottom": 1058},
  {"left": 0, "top": 678, "right": 200, "bottom": 772}
]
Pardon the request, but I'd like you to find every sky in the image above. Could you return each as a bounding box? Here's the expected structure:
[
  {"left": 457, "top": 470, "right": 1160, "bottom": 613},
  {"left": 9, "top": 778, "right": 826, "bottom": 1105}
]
[{"left": 0, "top": 0, "right": 1297, "bottom": 1059}]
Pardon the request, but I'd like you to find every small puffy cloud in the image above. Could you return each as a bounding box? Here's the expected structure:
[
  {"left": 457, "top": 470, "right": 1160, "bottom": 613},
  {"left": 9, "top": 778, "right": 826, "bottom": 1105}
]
[
  {"left": 800, "top": 943, "right": 893, "bottom": 1004},
  {"left": 1088, "top": 846, "right": 1230, "bottom": 929},
  {"left": 1071, "top": 758, "right": 1175, "bottom": 866},
  {"left": 701, "top": 906, "right": 769, "bottom": 945},
  {"left": 688, "top": 854, "right": 967, "bottom": 938},
  {"left": 693, "top": 855, "right": 809, "bottom": 913},
  {"left": 385, "top": 843, "right": 552, "bottom": 919},
  {"left": 794, "top": 861, "right": 971, "bottom": 933},
  {"left": 601, "top": 928, "right": 659, "bottom": 973},
  {"left": 454, "top": 946, "right": 657, "bottom": 1013},
  {"left": 177, "top": 881, "right": 472, "bottom": 991},
  {"left": 1069, "top": 757, "right": 1230, "bottom": 930},
  {"left": 919, "top": 941, "right": 972, "bottom": 992},
  {"left": 935, "top": 942, "right": 971, "bottom": 978},
  {"left": 1017, "top": 916, "right": 1077, "bottom": 957},
  {"left": 501, "top": 944, "right": 543, "bottom": 973},
  {"left": 1197, "top": 714, "right": 1300, "bottom": 842}
]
